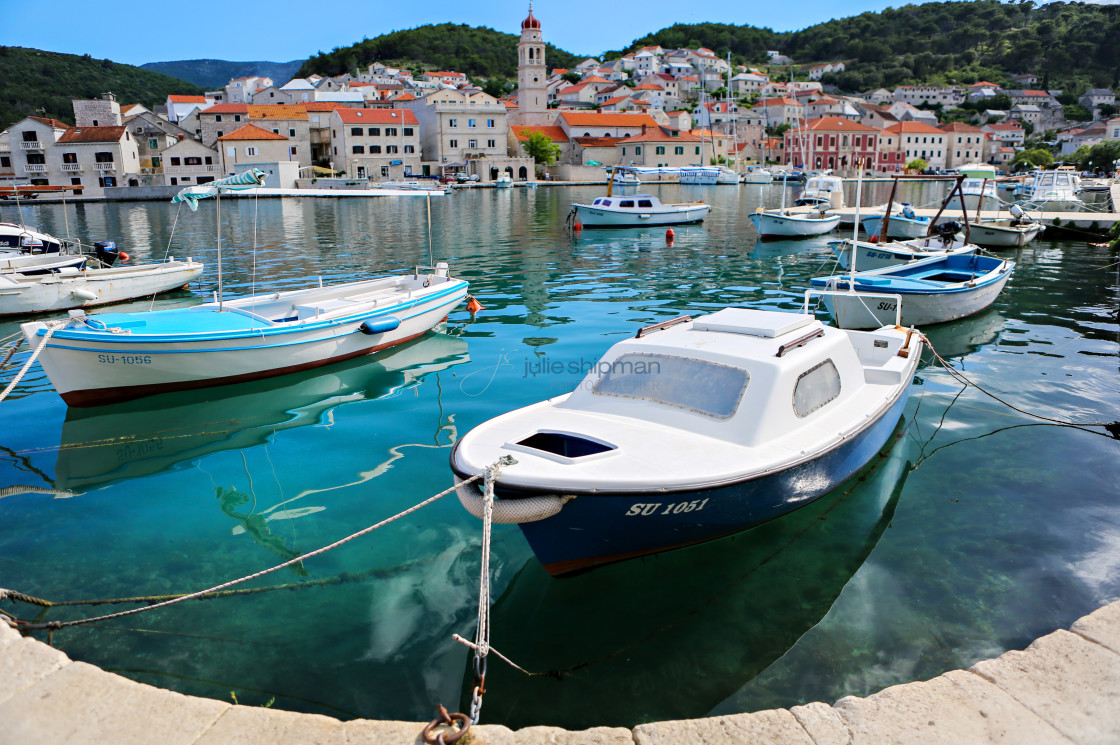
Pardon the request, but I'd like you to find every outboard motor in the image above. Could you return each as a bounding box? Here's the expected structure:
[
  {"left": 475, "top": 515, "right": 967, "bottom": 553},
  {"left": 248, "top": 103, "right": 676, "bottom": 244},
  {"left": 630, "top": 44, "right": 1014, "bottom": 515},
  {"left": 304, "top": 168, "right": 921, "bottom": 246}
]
[
  {"left": 934, "top": 221, "right": 960, "bottom": 247},
  {"left": 901, "top": 203, "right": 916, "bottom": 220},
  {"left": 94, "top": 241, "right": 119, "bottom": 267},
  {"left": 1009, "top": 203, "right": 1025, "bottom": 226}
]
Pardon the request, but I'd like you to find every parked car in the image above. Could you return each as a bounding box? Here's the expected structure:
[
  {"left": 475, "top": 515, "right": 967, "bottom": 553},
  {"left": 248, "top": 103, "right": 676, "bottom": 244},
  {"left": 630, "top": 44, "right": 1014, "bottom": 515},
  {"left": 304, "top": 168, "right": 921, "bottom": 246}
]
[{"left": 456, "top": 173, "right": 479, "bottom": 183}]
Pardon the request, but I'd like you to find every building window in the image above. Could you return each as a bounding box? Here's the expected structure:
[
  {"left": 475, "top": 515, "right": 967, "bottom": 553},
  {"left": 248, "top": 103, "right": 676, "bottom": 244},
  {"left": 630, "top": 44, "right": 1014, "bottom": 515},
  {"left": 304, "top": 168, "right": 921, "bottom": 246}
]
[
  {"left": 370, "top": 145, "right": 381, "bottom": 154},
  {"left": 22, "top": 132, "right": 38, "bottom": 142},
  {"left": 353, "top": 145, "right": 365, "bottom": 154},
  {"left": 403, "top": 128, "right": 413, "bottom": 136},
  {"left": 246, "top": 147, "right": 257, "bottom": 156},
  {"left": 486, "top": 119, "right": 495, "bottom": 127},
  {"left": 170, "top": 157, "right": 181, "bottom": 166},
  {"left": 369, "top": 127, "right": 380, "bottom": 136},
  {"left": 216, "top": 115, "right": 222, "bottom": 122},
  {"left": 695, "top": 146, "right": 700, "bottom": 154},
  {"left": 94, "top": 152, "right": 114, "bottom": 163},
  {"left": 216, "top": 131, "right": 223, "bottom": 138},
  {"left": 468, "top": 119, "right": 476, "bottom": 127},
  {"left": 386, "top": 145, "right": 398, "bottom": 154},
  {"left": 148, "top": 138, "right": 159, "bottom": 149},
  {"left": 71, "top": 177, "right": 82, "bottom": 185},
  {"left": 449, "top": 139, "right": 458, "bottom": 148},
  {"left": 351, "top": 127, "right": 363, "bottom": 136},
  {"left": 655, "top": 146, "right": 665, "bottom": 154},
  {"left": 289, "top": 128, "right": 295, "bottom": 137},
  {"left": 171, "top": 177, "right": 177, "bottom": 185},
  {"left": 468, "top": 139, "right": 477, "bottom": 148},
  {"left": 272, "top": 128, "right": 279, "bottom": 134},
  {"left": 487, "top": 139, "right": 495, "bottom": 148},
  {"left": 234, "top": 115, "right": 241, "bottom": 121},
  {"left": 635, "top": 146, "right": 642, "bottom": 155},
  {"left": 386, "top": 128, "right": 397, "bottom": 136},
  {"left": 449, "top": 118, "right": 458, "bottom": 127},
  {"left": 675, "top": 146, "right": 684, "bottom": 155},
  {"left": 0, "top": 156, "right": 8, "bottom": 167},
  {"left": 62, "top": 152, "right": 78, "bottom": 163},
  {"left": 290, "top": 146, "right": 297, "bottom": 156},
  {"left": 184, "top": 156, "right": 202, "bottom": 165},
  {"left": 152, "top": 157, "right": 161, "bottom": 168}
]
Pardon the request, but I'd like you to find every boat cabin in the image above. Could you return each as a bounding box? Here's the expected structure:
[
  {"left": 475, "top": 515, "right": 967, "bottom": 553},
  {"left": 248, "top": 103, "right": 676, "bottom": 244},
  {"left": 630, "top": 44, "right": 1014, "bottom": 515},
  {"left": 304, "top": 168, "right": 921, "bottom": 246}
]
[
  {"left": 589, "top": 195, "right": 659, "bottom": 209},
  {"left": 548, "top": 308, "right": 906, "bottom": 450}
]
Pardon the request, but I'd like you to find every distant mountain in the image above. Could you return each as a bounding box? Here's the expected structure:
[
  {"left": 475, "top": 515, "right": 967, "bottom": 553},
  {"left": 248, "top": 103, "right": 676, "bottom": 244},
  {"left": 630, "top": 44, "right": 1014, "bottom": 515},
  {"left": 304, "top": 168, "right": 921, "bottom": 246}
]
[
  {"left": 298, "top": 24, "right": 583, "bottom": 80},
  {"left": 0, "top": 46, "right": 204, "bottom": 131},
  {"left": 140, "top": 59, "right": 303, "bottom": 90}
]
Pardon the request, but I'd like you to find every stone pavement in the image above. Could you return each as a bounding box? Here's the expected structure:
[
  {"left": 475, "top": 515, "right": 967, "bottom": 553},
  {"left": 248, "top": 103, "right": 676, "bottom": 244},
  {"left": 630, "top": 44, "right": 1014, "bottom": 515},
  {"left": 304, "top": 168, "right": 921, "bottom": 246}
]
[{"left": 2, "top": 599, "right": 1119, "bottom": 745}]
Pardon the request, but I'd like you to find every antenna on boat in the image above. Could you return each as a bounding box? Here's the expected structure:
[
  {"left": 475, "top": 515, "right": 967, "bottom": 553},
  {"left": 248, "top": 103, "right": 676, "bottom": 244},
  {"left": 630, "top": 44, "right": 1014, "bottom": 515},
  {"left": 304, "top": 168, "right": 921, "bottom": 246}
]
[
  {"left": 850, "top": 158, "right": 864, "bottom": 280},
  {"left": 216, "top": 190, "right": 224, "bottom": 311},
  {"left": 426, "top": 191, "right": 434, "bottom": 267}
]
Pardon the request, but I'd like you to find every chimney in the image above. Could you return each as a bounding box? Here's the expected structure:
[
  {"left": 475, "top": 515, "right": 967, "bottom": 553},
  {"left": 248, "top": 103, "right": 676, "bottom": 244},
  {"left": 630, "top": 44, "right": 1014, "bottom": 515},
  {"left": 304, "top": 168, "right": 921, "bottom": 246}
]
[{"left": 641, "top": 123, "right": 647, "bottom": 134}]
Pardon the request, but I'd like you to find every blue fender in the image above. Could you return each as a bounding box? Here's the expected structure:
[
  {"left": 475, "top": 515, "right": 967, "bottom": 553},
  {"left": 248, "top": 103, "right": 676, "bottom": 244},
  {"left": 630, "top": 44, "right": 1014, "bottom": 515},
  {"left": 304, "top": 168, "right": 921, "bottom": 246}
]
[{"left": 358, "top": 316, "right": 401, "bottom": 335}]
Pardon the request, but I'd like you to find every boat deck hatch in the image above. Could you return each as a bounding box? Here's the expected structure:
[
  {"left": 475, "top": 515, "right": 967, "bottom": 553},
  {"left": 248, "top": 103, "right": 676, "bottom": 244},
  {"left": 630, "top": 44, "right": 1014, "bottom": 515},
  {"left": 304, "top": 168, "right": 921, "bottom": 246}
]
[{"left": 516, "top": 432, "right": 615, "bottom": 458}]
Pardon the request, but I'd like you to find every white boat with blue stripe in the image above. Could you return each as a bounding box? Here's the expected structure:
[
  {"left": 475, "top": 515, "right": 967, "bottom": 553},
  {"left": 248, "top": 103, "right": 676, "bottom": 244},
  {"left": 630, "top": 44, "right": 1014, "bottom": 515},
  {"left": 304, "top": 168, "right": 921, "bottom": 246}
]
[{"left": 20, "top": 169, "right": 468, "bottom": 406}]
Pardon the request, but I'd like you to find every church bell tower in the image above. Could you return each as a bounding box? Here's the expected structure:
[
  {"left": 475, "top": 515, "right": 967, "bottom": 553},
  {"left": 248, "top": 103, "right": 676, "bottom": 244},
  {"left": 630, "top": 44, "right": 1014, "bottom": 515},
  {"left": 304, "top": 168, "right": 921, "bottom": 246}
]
[{"left": 515, "top": 4, "right": 549, "bottom": 125}]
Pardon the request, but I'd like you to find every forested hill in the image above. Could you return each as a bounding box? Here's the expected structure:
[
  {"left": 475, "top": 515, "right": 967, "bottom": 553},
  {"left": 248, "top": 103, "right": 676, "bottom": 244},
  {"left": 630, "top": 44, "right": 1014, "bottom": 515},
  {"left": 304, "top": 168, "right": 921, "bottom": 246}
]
[
  {"left": 141, "top": 59, "right": 303, "bottom": 90},
  {"left": 298, "top": 24, "right": 583, "bottom": 79},
  {"left": 622, "top": 1, "right": 1120, "bottom": 92},
  {"left": 0, "top": 47, "right": 202, "bottom": 131}
]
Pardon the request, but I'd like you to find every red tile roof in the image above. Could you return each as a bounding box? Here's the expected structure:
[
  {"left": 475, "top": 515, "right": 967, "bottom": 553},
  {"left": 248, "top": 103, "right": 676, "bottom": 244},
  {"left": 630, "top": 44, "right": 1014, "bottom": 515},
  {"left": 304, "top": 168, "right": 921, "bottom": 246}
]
[
  {"left": 805, "top": 116, "right": 876, "bottom": 132},
  {"left": 57, "top": 125, "right": 126, "bottom": 144},
  {"left": 333, "top": 108, "right": 418, "bottom": 124},
  {"left": 939, "top": 122, "right": 983, "bottom": 132},
  {"left": 29, "top": 116, "right": 69, "bottom": 129},
  {"left": 573, "top": 136, "right": 621, "bottom": 147},
  {"left": 599, "top": 96, "right": 631, "bottom": 106},
  {"left": 247, "top": 104, "right": 308, "bottom": 120},
  {"left": 627, "top": 126, "right": 700, "bottom": 143},
  {"left": 884, "top": 121, "right": 947, "bottom": 135},
  {"left": 217, "top": 123, "right": 288, "bottom": 141},
  {"left": 559, "top": 112, "right": 659, "bottom": 128},
  {"left": 168, "top": 95, "right": 208, "bottom": 103},
  {"left": 202, "top": 103, "right": 250, "bottom": 114},
  {"left": 511, "top": 125, "right": 568, "bottom": 142},
  {"left": 303, "top": 102, "right": 350, "bottom": 112}
]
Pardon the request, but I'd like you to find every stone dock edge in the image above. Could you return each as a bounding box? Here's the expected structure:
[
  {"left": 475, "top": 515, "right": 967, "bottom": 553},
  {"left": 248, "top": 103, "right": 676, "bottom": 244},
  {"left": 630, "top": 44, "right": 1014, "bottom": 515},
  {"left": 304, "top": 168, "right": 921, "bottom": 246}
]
[{"left": 2, "top": 599, "right": 1119, "bottom": 745}]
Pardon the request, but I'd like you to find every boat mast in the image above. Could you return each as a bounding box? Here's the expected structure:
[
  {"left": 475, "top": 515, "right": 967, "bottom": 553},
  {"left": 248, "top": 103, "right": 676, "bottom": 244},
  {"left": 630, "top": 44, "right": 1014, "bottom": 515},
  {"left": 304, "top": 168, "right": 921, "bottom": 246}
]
[
  {"left": 850, "top": 158, "right": 865, "bottom": 279},
  {"left": 216, "top": 192, "right": 224, "bottom": 311}
]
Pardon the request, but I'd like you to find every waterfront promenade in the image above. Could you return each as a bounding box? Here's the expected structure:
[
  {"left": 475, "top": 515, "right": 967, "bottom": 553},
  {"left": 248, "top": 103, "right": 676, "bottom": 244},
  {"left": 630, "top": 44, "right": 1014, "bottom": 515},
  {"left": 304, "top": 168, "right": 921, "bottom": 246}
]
[{"left": 3, "top": 598, "right": 1119, "bottom": 744}]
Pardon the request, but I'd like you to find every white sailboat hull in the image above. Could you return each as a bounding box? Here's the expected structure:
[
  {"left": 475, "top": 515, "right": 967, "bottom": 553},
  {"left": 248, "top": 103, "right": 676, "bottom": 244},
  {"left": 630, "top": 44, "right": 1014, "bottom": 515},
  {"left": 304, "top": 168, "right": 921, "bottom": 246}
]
[
  {"left": 969, "top": 220, "right": 1043, "bottom": 248},
  {"left": 0, "top": 259, "right": 203, "bottom": 316},
  {"left": 22, "top": 271, "right": 467, "bottom": 406},
  {"left": 861, "top": 215, "right": 930, "bottom": 240},
  {"left": 831, "top": 238, "right": 976, "bottom": 271},
  {"left": 749, "top": 211, "right": 840, "bottom": 237},
  {"left": 823, "top": 271, "right": 1010, "bottom": 329},
  {"left": 573, "top": 202, "right": 709, "bottom": 227}
]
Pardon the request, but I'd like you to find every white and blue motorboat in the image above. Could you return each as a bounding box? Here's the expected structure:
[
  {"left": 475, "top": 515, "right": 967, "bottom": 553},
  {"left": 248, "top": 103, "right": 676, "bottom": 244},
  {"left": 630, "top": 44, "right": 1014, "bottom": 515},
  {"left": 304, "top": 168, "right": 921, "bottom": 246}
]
[
  {"left": 21, "top": 170, "right": 468, "bottom": 406},
  {"left": 810, "top": 252, "right": 1014, "bottom": 329},
  {"left": 829, "top": 229, "right": 977, "bottom": 271},
  {"left": 451, "top": 307, "right": 922, "bottom": 576},
  {"left": 861, "top": 203, "right": 931, "bottom": 240}
]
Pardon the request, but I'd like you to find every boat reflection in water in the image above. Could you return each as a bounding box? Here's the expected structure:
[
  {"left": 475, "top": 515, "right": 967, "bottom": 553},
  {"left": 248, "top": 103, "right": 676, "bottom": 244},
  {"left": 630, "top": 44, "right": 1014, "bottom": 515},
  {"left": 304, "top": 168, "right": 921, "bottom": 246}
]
[
  {"left": 467, "top": 420, "right": 915, "bottom": 729},
  {"left": 918, "top": 308, "right": 1006, "bottom": 364},
  {"left": 51, "top": 331, "right": 470, "bottom": 493}
]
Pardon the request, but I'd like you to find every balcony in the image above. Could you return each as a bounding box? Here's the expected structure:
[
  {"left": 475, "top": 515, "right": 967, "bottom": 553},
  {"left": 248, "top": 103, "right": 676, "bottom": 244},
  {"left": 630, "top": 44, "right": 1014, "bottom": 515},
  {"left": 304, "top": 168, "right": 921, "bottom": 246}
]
[
  {"left": 23, "top": 164, "right": 46, "bottom": 174},
  {"left": 20, "top": 141, "right": 43, "bottom": 151},
  {"left": 61, "top": 163, "right": 83, "bottom": 172},
  {"left": 206, "top": 165, "right": 220, "bottom": 172},
  {"left": 94, "top": 162, "right": 116, "bottom": 172}
]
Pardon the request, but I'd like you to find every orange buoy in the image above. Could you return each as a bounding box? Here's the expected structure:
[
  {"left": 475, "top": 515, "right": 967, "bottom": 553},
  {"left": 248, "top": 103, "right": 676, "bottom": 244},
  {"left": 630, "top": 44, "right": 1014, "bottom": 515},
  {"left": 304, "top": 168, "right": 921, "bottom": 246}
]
[
  {"left": 573, "top": 221, "right": 582, "bottom": 233},
  {"left": 118, "top": 251, "right": 130, "bottom": 261},
  {"left": 868, "top": 235, "right": 879, "bottom": 244},
  {"left": 665, "top": 228, "right": 675, "bottom": 241},
  {"left": 466, "top": 295, "right": 484, "bottom": 314}
]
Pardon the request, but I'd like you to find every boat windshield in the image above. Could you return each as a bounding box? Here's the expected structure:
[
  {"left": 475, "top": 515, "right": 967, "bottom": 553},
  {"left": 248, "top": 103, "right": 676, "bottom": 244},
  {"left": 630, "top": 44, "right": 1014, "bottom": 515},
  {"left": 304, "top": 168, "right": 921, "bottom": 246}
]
[{"left": 592, "top": 353, "right": 748, "bottom": 420}]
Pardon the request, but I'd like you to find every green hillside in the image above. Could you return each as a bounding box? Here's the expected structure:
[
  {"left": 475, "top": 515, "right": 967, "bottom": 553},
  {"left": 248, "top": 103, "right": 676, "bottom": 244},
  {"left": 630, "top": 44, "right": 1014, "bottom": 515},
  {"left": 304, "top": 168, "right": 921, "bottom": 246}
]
[
  {"left": 0, "top": 46, "right": 203, "bottom": 131},
  {"left": 140, "top": 59, "right": 303, "bottom": 90},
  {"left": 299, "top": 23, "right": 583, "bottom": 80},
  {"left": 620, "top": 1, "right": 1120, "bottom": 93}
]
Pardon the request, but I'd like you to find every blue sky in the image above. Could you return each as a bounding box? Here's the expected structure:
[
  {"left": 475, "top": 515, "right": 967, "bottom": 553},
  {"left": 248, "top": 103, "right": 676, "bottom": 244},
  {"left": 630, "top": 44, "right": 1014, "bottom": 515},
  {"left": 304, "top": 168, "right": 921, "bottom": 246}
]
[{"left": 4, "top": 0, "right": 926, "bottom": 67}]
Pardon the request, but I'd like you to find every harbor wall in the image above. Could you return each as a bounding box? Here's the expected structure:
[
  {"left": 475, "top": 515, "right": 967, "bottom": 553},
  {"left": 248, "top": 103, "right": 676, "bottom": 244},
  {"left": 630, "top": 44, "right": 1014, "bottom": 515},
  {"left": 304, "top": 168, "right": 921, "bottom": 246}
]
[{"left": 2, "top": 598, "right": 1118, "bottom": 744}]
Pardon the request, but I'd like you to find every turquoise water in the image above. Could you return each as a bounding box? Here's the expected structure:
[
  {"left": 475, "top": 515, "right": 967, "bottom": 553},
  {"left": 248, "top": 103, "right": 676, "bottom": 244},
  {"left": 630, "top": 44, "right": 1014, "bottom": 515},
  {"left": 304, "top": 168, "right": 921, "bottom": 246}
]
[{"left": 0, "top": 183, "right": 1117, "bottom": 729}]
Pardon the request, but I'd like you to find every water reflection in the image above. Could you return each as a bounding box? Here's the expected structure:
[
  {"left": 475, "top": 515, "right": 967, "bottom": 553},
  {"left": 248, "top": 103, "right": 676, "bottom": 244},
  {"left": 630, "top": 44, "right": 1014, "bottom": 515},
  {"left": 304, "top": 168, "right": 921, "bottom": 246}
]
[
  {"left": 47, "top": 332, "right": 469, "bottom": 493},
  {"left": 471, "top": 424, "right": 915, "bottom": 729}
]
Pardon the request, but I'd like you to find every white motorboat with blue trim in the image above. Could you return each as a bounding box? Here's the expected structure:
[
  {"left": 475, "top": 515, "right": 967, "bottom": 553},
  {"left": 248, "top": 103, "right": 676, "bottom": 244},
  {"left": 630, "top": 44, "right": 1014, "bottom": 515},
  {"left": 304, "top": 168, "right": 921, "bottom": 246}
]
[
  {"left": 21, "top": 169, "right": 468, "bottom": 406},
  {"left": 572, "top": 193, "right": 710, "bottom": 227},
  {"left": 451, "top": 307, "right": 922, "bottom": 576}
]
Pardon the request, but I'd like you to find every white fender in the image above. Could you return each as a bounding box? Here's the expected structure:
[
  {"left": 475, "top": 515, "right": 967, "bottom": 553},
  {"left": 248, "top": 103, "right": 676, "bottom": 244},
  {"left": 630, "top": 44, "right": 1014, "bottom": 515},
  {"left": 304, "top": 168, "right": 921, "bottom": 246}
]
[
  {"left": 455, "top": 482, "right": 571, "bottom": 524},
  {"left": 71, "top": 288, "right": 97, "bottom": 301}
]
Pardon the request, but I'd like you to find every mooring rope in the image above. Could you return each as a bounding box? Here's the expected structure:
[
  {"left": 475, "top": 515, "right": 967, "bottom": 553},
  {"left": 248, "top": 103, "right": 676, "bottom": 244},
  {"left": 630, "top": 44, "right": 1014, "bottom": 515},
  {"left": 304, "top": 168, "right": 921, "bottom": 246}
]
[
  {"left": 5, "top": 468, "right": 493, "bottom": 633},
  {"left": 921, "top": 333, "right": 1120, "bottom": 434},
  {"left": 0, "top": 322, "right": 63, "bottom": 404}
]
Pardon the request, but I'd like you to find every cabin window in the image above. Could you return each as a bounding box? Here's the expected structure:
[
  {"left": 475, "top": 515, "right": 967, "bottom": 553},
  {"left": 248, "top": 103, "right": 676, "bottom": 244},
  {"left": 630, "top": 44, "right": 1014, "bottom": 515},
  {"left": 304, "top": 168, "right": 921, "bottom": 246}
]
[
  {"left": 593, "top": 353, "right": 748, "bottom": 420},
  {"left": 638, "top": 199, "right": 653, "bottom": 207},
  {"left": 600, "top": 199, "right": 611, "bottom": 206},
  {"left": 793, "top": 359, "right": 841, "bottom": 418},
  {"left": 619, "top": 200, "right": 635, "bottom": 207}
]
